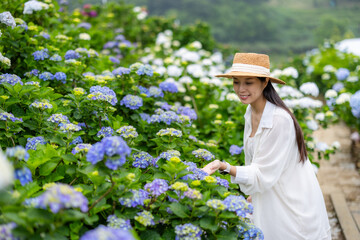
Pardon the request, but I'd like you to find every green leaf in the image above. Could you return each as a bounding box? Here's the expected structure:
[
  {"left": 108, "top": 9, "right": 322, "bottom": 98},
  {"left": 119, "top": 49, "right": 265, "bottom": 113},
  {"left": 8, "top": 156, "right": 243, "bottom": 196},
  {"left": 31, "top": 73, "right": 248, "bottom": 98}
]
[
  {"left": 39, "top": 161, "right": 59, "bottom": 176},
  {"left": 62, "top": 154, "right": 77, "bottom": 164},
  {"left": 169, "top": 202, "right": 189, "bottom": 218},
  {"left": 139, "top": 230, "right": 161, "bottom": 240},
  {"left": 200, "top": 216, "right": 218, "bottom": 232},
  {"left": 216, "top": 229, "right": 238, "bottom": 240},
  {"left": 25, "top": 208, "right": 53, "bottom": 223}
]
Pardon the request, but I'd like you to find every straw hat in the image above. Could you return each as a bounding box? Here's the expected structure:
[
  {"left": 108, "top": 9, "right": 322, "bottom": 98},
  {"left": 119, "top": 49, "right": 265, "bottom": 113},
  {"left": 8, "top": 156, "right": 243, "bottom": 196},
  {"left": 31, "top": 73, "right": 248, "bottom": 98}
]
[{"left": 215, "top": 53, "right": 285, "bottom": 85}]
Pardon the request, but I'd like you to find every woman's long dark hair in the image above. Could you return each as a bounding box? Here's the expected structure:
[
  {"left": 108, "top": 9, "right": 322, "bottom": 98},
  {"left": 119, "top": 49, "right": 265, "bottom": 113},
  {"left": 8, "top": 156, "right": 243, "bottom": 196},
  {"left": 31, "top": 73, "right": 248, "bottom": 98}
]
[{"left": 260, "top": 77, "right": 308, "bottom": 163}]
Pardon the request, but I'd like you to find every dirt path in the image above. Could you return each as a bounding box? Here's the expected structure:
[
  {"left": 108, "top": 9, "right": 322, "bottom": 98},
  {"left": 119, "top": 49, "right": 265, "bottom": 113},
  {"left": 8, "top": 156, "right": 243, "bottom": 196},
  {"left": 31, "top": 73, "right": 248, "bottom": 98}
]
[{"left": 314, "top": 122, "right": 360, "bottom": 239}]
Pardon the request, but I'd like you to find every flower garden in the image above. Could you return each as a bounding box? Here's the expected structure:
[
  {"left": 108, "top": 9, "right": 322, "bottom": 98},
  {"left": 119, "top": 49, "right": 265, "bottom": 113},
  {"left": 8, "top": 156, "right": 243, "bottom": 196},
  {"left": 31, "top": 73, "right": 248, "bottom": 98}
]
[{"left": 0, "top": 0, "right": 359, "bottom": 239}]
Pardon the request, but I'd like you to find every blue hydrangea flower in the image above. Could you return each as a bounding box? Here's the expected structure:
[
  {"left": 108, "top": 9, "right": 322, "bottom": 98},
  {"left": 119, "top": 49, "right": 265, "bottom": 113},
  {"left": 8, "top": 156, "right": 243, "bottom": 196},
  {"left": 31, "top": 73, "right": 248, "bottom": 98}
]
[
  {"left": 0, "top": 112, "right": 23, "bottom": 122},
  {"left": 24, "top": 69, "right": 39, "bottom": 77},
  {"left": 181, "top": 166, "right": 208, "bottom": 181},
  {"left": 58, "top": 123, "right": 82, "bottom": 133},
  {"left": 336, "top": 68, "right": 350, "bottom": 81},
  {"left": 15, "top": 167, "right": 32, "bottom": 186},
  {"left": 134, "top": 211, "right": 155, "bottom": 226},
  {"left": 229, "top": 145, "right": 244, "bottom": 155},
  {"left": 0, "top": 73, "right": 23, "bottom": 85},
  {"left": 156, "top": 128, "right": 182, "bottom": 137},
  {"left": 109, "top": 56, "right": 120, "bottom": 64},
  {"left": 237, "top": 223, "right": 264, "bottom": 240},
  {"left": 54, "top": 72, "right": 67, "bottom": 83},
  {"left": 30, "top": 99, "right": 53, "bottom": 110},
  {"left": 119, "top": 189, "right": 149, "bottom": 208},
  {"left": 159, "top": 81, "right": 178, "bottom": 93},
  {"left": 39, "top": 72, "right": 54, "bottom": 81},
  {"left": 223, "top": 195, "right": 253, "bottom": 217},
  {"left": 160, "top": 111, "right": 180, "bottom": 125},
  {"left": 47, "top": 113, "right": 70, "bottom": 124},
  {"left": 136, "top": 64, "right": 153, "bottom": 76},
  {"left": 27, "top": 183, "right": 88, "bottom": 213},
  {"left": 107, "top": 215, "right": 132, "bottom": 230},
  {"left": 25, "top": 136, "right": 46, "bottom": 150},
  {"left": 137, "top": 86, "right": 149, "bottom": 95},
  {"left": 192, "top": 149, "right": 215, "bottom": 161},
  {"left": 184, "top": 188, "right": 202, "bottom": 200},
  {"left": 103, "top": 41, "right": 118, "bottom": 49},
  {"left": 32, "top": 49, "right": 49, "bottom": 61},
  {"left": 64, "top": 50, "right": 81, "bottom": 60},
  {"left": 5, "top": 146, "right": 29, "bottom": 161},
  {"left": 80, "top": 225, "right": 134, "bottom": 240},
  {"left": 148, "top": 114, "right": 161, "bottom": 124},
  {"left": 350, "top": 90, "right": 360, "bottom": 118},
  {"left": 25, "top": 81, "right": 40, "bottom": 87},
  {"left": 87, "top": 86, "right": 118, "bottom": 106},
  {"left": 132, "top": 151, "right": 153, "bottom": 168},
  {"left": 0, "top": 223, "right": 18, "bottom": 240},
  {"left": 159, "top": 150, "right": 181, "bottom": 160},
  {"left": 177, "top": 106, "right": 197, "bottom": 120},
  {"left": 175, "top": 223, "right": 202, "bottom": 240},
  {"left": 77, "top": 22, "right": 92, "bottom": 29},
  {"left": 206, "top": 199, "right": 226, "bottom": 210},
  {"left": 112, "top": 67, "right": 130, "bottom": 76},
  {"left": 139, "top": 113, "right": 150, "bottom": 122},
  {"left": 216, "top": 177, "right": 229, "bottom": 188},
  {"left": 71, "top": 143, "right": 92, "bottom": 155},
  {"left": 116, "top": 126, "right": 138, "bottom": 139},
  {"left": 97, "top": 127, "right": 114, "bottom": 138},
  {"left": 120, "top": 95, "right": 143, "bottom": 110},
  {"left": 50, "top": 54, "right": 62, "bottom": 61},
  {"left": 144, "top": 179, "right": 168, "bottom": 196},
  {"left": 332, "top": 82, "right": 344, "bottom": 92},
  {"left": 156, "top": 101, "right": 172, "bottom": 111},
  {"left": 148, "top": 86, "right": 164, "bottom": 98},
  {"left": 86, "top": 136, "right": 131, "bottom": 170}
]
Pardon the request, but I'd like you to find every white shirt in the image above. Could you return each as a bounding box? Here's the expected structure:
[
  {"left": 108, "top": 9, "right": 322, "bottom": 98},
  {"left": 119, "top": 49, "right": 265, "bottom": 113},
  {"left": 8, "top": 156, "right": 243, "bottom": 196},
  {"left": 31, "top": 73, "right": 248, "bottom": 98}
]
[{"left": 231, "top": 101, "right": 331, "bottom": 240}]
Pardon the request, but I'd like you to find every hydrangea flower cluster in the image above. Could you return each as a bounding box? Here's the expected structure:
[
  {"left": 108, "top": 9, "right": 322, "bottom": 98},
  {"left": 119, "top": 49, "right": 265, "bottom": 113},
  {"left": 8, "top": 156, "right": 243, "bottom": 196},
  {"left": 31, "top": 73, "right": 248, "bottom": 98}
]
[
  {"left": 73, "top": 87, "right": 86, "bottom": 96},
  {"left": 183, "top": 188, "right": 202, "bottom": 200},
  {"left": 132, "top": 151, "right": 153, "bottom": 168},
  {"left": 119, "top": 189, "right": 149, "bottom": 207},
  {"left": 216, "top": 177, "right": 230, "bottom": 188},
  {"left": 24, "top": 69, "right": 39, "bottom": 77},
  {"left": 159, "top": 150, "right": 181, "bottom": 160},
  {"left": 87, "top": 86, "right": 118, "bottom": 106},
  {"left": 144, "top": 179, "right": 168, "bottom": 196},
  {"left": 223, "top": 195, "right": 253, "bottom": 218},
  {"left": 136, "top": 64, "right": 153, "bottom": 76},
  {"left": 206, "top": 199, "right": 226, "bottom": 210},
  {"left": 38, "top": 72, "right": 54, "bottom": 81},
  {"left": 54, "top": 72, "right": 67, "bottom": 83},
  {"left": 97, "top": 126, "right": 114, "bottom": 138},
  {"left": 107, "top": 215, "right": 132, "bottom": 230},
  {"left": 171, "top": 182, "right": 189, "bottom": 192},
  {"left": 175, "top": 223, "right": 202, "bottom": 240},
  {"left": 177, "top": 106, "right": 197, "bottom": 120},
  {"left": 0, "top": 222, "right": 18, "bottom": 240},
  {"left": 134, "top": 211, "right": 155, "bottom": 226},
  {"left": 0, "top": 73, "right": 23, "bottom": 86},
  {"left": 25, "top": 136, "right": 46, "bottom": 150},
  {"left": 112, "top": 67, "right": 130, "bottom": 76},
  {"left": 116, "top": 126, "right": 138, "bottom": 139},
  {"left": 229, "top": 145, "right": 244, "bottom": 155},
  {"left": 192, "top": 149, "right": 215, "bottom": 161},
  {"left": 156, "top": 128, "right": 182, "bottom": 137},
  {"left": 237, "top": 223, "right": 264, "bottom": 240},
  {"left": 72, "top": 144, "right": 92, "bottom": 155},
  {"left": 30, "top": 99, "right": 53, "bottom": 110},
  {"left": 27, "top": 183, "right": 88, "bottom": 213},
  {"left": 5, "top": 146, "right": 29, "bottom": 161},
  {"left": 25, "top": 81, "right": 40, "bottom": 87},
  {"left": 0, "top": 112, "right": 23, "bottom": 122},
  {"left": 120, "top": 95, "right": 143, "bottom": 110},
  {"left": 159, "top": 110, "right": 180, "bottom": 125},
  {"left": 32, "top": 48, "right": 49, "bottom": 61},
  {"left": 148, "top": 86, "right": 164, "bottom": 98},
  {"left": 64, "top": 50, "right": 81, "bottom": 60},
  {"left": 47, "top": 113, "right": 70, "bottom": 124},
  {"left": 50, "top": 54, "right": 62, "bottom": 61},
  {"left": 58, "top": 123, "right": 82, "bottom": 133},
  {"left": 350, "top": 90, "right": 360, "bottom": 118},
  {"left": 159, "top": 81, "right": 178, "bottom": 93},
  {"left": 335, "top": 68, "right": 350, "bottom": 81},
  {"left": 15, "top": 167, "right": 32, "bottom": 186},
  {"left": 86, "top": 136, "right": 131, "bottom": 170},
  {"left": 299, "top": 82, "right": 319, "bottom": 97},
  {"left": 80, "top": 225, "right": 134, "bottom": 240}
]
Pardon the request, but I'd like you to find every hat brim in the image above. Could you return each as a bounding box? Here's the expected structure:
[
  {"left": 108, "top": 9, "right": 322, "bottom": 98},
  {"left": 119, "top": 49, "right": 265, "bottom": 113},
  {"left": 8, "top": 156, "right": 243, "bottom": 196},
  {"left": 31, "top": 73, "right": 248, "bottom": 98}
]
[{"left": 215, "top": 71, "right": 286, "bottom": 85}]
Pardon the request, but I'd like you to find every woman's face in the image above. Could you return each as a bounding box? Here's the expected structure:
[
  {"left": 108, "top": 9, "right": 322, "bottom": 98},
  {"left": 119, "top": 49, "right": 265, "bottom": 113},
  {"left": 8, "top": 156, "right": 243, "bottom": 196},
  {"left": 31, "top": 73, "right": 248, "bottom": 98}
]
[{"left": 232, "top": 76, "right": 268, "bottom": 104}]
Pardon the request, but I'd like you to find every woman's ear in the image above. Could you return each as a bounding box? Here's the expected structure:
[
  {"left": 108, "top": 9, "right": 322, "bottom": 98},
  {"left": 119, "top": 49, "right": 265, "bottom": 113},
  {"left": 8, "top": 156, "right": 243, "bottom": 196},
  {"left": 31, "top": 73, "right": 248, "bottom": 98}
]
[{"left": 263, "top": 77, "right": 270, "bottom": 90}]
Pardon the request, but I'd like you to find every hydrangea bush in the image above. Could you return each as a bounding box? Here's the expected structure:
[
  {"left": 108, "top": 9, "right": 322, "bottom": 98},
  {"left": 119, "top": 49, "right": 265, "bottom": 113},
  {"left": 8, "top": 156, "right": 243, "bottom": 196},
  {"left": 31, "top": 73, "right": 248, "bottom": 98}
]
[{"left": 0, "top": 1, "right": 339, "bottom": 239}]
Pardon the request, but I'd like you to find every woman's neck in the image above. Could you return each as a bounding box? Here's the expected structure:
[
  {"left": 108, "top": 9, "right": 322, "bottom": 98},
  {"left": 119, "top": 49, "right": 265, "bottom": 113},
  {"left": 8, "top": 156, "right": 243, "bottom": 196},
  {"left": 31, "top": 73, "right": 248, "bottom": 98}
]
[{"left": 250, "top": 96, "right": 267, "bottom": 115}]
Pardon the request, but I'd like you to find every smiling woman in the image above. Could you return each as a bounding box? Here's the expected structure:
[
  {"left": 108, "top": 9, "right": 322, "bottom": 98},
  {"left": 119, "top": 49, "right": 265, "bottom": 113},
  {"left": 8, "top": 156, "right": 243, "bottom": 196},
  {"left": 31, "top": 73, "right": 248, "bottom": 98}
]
[{"left": 203, "top": 53, "right": 331, "bottom": 240}]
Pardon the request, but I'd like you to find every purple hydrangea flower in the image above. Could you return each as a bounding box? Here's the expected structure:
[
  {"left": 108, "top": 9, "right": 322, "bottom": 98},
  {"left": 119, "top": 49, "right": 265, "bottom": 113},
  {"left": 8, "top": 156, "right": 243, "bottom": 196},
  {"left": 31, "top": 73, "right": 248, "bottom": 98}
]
[
  {"left": 80, "top": 225, "right": 134, "bottom": 240},
  {"left": 120, "top": 95, "right": 143, "bottom": 110},
  {"left": 144, "top": 179, "right": 168, "bottom": 196},
  {"left": 77, "top": 22, "right": 91, "bottom": 29},
  {"left": 86, "top": 136, "right": 131, "bottom": 170},
  {"left": 107, "top": 215, "right": 132, "bottom": 230},
  {"left": 134, "top": 211, "right": 155, "bottom": 226},
  {"left": 136, "top": 64, "right": 153, "bottom": 76},
  {"left": 54, "top": 72, "right": 67, "bottom": 83},
  {"left": 139, "top": 113, "right": 150, "bottom": 122},
  {"left": 103, "top": 41, "right": 118, "bottom": 49},
  {"left": 39, "top": 72, "right": 54, "bottom": 81},
  {"left": 148, "top": 114, "right": 161, "bottom": 124},
  {"left": 25, "top": 136, "right": 46, "bottom": 150},
  {"left": 216, "top": 177, "right": 229, "bottom": 188},
  {"left": 177, "top": 106, "right": 197, "bottom": 120},
  {"left": 15, "top": 167, "right": 32, "bottom": 186},
  {"left": 223, "top": 195, "right": 253, "bottom": 217},
  {"left": 119, "top": 189, "right": 150, "bottom": 208},
  {"left": 88, "top": 86, "right": 118, "bottom": 106},
  {"left": 192, "top": 149, "right": 215, "bottom": 161},
  {"left": 24, "top": 69, "right": 39, "bottom": 77},
  {"left": 64, "top": 50, "right": 81, "bottom": 60},
  {"left": 109, "top": 57, "right": 120, "bottom": 64},
  {"left": 160, "top": 111, "right": 179, "bottom": 125},
  {"left": 32, "top": 49, "right": 49, "bottom": 61},
  {"left": 132, "top": 151, "right": 153, "bottom": 168},
  {"left": 159, "top": 81, "right": 178, "bottom": 93},
  {"left": 47, "top": 113, "right": 70, "bottom": 124},
  {"left": 0, "top": 73, "right": 23, "bottom": 85},
  {"left": 97, "top": 127, "right": 114, "bottom": 138},
  {"left": 229, "top": 145, "right": 244, "bottom": 155},
  {"left": 70, "top": 136, "right": 83, "bottom": 145},
  {"left": 335, "top": 68, "right": 350, "bottom": 81},
  {"left": 0, "top": 223, "right": 18, "bottom": 240},
  {"left": 0, "top": 112, "right": 23, "bottom": 122},
  {"left": 175, "top": 223, "right": 202, "bottom": 240}
]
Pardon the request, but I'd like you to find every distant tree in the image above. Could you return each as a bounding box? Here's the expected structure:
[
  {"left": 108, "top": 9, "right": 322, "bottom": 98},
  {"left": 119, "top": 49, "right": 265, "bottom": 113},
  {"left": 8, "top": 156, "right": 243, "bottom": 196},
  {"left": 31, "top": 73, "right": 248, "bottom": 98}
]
[{"left": 314, "top": 15, "right": 348, "bottom": 43}]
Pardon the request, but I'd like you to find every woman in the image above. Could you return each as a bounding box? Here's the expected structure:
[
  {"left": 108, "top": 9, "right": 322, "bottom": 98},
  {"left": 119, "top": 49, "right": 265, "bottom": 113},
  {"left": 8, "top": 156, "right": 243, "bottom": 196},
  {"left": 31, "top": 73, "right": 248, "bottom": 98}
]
[{"left": 203, "top": 53, "right": 331, "bottom": 239}]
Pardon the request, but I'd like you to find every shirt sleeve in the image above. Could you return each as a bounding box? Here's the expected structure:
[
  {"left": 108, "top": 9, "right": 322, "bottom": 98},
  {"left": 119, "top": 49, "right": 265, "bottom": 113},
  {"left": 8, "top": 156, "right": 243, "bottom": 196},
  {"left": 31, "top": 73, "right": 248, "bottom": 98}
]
[{"left": 233, "top": 114, "right": 297, "bottom": 195}]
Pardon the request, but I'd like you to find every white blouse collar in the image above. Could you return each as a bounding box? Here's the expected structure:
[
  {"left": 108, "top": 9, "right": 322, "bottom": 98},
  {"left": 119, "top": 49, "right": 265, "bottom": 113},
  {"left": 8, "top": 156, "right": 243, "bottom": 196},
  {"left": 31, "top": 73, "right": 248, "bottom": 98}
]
[{"left": 244, "top": 100, "right": 276, "bottom": 129}]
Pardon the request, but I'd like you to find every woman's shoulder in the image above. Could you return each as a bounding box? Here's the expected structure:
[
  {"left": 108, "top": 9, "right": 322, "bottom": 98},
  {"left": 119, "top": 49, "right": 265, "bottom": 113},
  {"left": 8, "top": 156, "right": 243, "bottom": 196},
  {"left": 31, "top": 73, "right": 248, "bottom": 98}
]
[{"left": 273, "top": 105, "right": 293, "bottom": 124}]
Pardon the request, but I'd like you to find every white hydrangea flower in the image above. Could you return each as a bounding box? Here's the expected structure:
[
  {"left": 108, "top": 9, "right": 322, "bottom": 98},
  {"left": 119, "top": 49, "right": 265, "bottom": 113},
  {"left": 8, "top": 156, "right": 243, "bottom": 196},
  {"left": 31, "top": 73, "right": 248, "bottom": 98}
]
[
  {"left": 0, "top": 29, "right": 2, "bottom": 37},
  {"left": 226, "top": 93, "right": 240, "bottom": 102},
  {"left": 315, "top": 113, "right": 325, "bottom": 121},
  {"left": 156, "top": 32, "right": 171, "bottom": 46},
  {"left": 323, "top": 65, "right": 336, "bottom": 73},
  {"left": 202, "top": 59, "right": 212, "bottom": 66},
  {"left": 190, "top": 41, "right": 202, "bottom": 49},
  {"left": 321, "top": 73, "right": 331, "bottom": 80},
  {"left": 325, "top": 89, "right": 337, "bottom": 98},
  {"left": 299, "top": 82, "right": 319, "bottom": 97},
  {"left": 186, "top": 64, "right": 204, "bottom": 78},
  {"left": 331, "top": 141, "right": 341, "bottom": 149},
  {"left": 278, "top": 86, "right": 303, "bottom": 98},
  {"left": 307, "top": 141, "right": 315, "bottom": 149},
  {"left": 297, "top": 97, "right": 323, "bottom": 109},
  {"left": 167, "top": 65, "right": 183, "bottom": 77},
  {"left": 182, "top": 51, "right": 200, "bottom": 62},
  {"left": 0, "top": 52, "right": 11, "bottom": 67},
  {"left": 179, "top": 76, "right": 193, "bottom": 84},
  {"left": 336, "top": 93, "right": 351, "bottom": 104},
  {"left": 270, "top": 69, "right": 282, "bottom": 79},
  {"left": 306, "top": 65, "right": 314, "bottom": 75},
  {"left": 79, "top": 33, "right": 91, "bottom": 40},
  {"left": 0, "top": 11, "right": 16, "bottom": 28},
  {"left": 154, "top": 66, "right": 166, "bottom": 76},
  {"left": 210, "top": 52, "right": 223, "bottom": 64},
  {"left": 306, "top": 120, "right": 318, "bottom": 131},
  {"left": 23, "top": 0, "right": 49, "bottom": 14},
  {"left": 347, "top": 76, "right": 358, "bottom": 82},
  {"left": 316, "top": 142, "right": 329, "bottom": 152},
  {"left": 183, "top": 96, "right": 192, "bottom": 102},
  {"left": 0, "top": 151, "right": 14, "bottom": 190},
  {"left": 282, "top": 67, "right": 298, "bottom": 78}
]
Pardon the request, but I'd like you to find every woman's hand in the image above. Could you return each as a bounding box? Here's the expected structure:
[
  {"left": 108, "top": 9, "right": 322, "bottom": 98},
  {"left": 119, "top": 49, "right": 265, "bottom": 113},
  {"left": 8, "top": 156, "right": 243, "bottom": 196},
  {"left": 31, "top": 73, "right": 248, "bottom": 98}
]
[
  {"left": 202, "top": 160, "right": 222, "bottom": 175},
  {"left": 247, "top": 196, "right": 252, "bottom": 203}
]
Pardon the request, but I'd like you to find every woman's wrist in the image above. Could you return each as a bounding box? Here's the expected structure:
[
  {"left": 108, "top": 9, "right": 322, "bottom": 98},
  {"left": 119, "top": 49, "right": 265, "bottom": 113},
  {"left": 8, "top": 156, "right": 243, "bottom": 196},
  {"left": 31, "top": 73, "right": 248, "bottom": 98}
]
[{"left": 220, "top": 161, "right": 231, "bottom": 173}]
